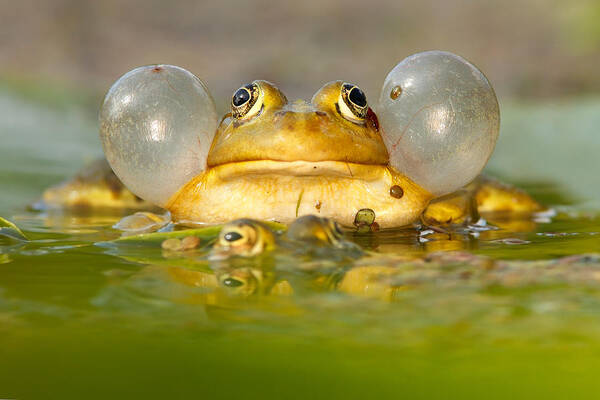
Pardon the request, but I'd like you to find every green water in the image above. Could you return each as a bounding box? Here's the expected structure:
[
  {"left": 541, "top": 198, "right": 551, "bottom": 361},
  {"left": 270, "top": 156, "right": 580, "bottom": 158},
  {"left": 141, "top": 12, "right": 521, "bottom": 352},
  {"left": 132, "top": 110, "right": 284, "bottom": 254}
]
[{"left": 1, "top": 92, "right": 600, "bottom": 399}]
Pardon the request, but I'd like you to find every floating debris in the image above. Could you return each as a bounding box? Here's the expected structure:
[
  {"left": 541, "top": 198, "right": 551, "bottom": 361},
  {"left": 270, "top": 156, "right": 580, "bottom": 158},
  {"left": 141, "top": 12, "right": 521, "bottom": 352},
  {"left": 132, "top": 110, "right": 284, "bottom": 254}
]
[
  {"left": 0, "top": 216, "right": 29, "bottom": 241},
  {"left": 114, "top": 211, "right": 171, "bottom": 235}
]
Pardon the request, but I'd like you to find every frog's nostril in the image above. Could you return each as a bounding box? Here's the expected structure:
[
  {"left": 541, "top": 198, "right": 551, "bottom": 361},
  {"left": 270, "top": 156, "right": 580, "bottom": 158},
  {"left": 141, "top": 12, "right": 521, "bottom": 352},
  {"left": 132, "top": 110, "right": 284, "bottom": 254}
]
[{"left": 314, "top": 111, "right": 327, "bottom": 117}]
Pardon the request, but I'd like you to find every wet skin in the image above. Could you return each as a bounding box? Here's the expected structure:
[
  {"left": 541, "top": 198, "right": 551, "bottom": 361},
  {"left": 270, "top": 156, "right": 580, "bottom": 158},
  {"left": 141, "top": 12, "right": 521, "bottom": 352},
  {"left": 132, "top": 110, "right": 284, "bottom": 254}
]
[{"left": 168, "top": 80, "right": 431, "bottom": 228}]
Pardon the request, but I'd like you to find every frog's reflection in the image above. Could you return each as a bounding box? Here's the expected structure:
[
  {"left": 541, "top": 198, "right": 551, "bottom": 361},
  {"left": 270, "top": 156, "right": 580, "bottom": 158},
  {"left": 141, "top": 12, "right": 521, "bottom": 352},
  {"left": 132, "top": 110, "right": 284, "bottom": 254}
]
[
  {"left": 205, "top": 216, "right": 359, "bottom": 297},
  {"left": 102, "top": 212, "right": 545, "bottom": 310}
]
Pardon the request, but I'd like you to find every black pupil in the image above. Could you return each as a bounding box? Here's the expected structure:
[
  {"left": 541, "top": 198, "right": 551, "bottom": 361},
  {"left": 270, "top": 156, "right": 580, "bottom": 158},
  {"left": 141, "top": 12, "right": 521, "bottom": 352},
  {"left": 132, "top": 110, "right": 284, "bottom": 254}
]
[
  {"left": 349, "top": 87, "right": 367, "bottom": 108},
  {"left": 222, "top": 278, "right": 244, "bottom": 287},
  {"left": 224, "top": 231, "right": 243, "bottom": 242},
  {"left": 232, "top": 88, "right": 250, "bottom": 107}
]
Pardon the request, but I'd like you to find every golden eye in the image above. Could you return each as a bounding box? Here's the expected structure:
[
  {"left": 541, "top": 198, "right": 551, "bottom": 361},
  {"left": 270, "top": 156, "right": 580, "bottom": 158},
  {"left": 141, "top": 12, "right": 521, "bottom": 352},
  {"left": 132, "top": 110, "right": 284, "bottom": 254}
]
[
  {"left": 338, "top": 83, "right": 368, "bottom": 122},
  {"left": 223, "top": 231, "right": 243, "bottom": 242},
  {"left": 218, "top": 227, "right": 249, "bottom": 247},
  {"left": 217, "top": 268, "right": 260, "bottom": 296},
  {"left": 220, "top": 274, "right": 245, "bottom": 288},
  {"left": 231, "top": 83, "right": 262, "bottom": 119}
]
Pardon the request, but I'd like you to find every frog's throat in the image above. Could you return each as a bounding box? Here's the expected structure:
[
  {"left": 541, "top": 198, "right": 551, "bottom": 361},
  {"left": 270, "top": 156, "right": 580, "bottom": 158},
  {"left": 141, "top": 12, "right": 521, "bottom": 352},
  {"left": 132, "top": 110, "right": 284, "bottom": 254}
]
[{"left": 166, "top": 160, "right": 433, "bottom": 228}]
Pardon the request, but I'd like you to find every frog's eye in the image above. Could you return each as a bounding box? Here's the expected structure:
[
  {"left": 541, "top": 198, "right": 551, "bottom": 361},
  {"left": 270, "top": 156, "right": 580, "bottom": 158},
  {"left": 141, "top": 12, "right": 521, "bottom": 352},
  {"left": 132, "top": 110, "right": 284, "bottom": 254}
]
[
  {"left": 216, "top": 220, "right": 261, "bottom": 251},
  {"left": 99, "top": 65, "right": 218, "bottom": 207},
  {"left": 221, "top": 276, "right": 245, "bottom": 288},
  {"left": 231, "top": 83, "right": 262, "bottom": 119},
  {"left": 219, "top": 227, "right": 251, "bottom": 247},
  {"left": 217, "top": 268, "right": 259, "bottom": 296},
  {"left": 377, "top": 51, "right": 499, "bottom": 196},
  {"left": 338, "top": 83, "right": 368, "bottom": 122},
  {"left": 223, "top": 230, "right": 244, "bottom": 243}
]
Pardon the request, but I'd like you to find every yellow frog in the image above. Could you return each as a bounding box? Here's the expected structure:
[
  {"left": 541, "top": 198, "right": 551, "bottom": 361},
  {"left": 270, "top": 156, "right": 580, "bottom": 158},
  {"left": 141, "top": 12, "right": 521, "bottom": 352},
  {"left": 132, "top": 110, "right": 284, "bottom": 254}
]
[{"left": 97, "top": 51, "right": 540, "bottom": 229}]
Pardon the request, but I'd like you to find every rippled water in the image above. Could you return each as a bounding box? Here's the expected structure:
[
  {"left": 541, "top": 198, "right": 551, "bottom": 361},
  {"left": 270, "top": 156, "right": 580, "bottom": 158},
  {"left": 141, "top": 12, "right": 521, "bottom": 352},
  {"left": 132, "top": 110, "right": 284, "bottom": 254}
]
[{"left": 1, "top": 93, "right": 600, "bottom": 399}]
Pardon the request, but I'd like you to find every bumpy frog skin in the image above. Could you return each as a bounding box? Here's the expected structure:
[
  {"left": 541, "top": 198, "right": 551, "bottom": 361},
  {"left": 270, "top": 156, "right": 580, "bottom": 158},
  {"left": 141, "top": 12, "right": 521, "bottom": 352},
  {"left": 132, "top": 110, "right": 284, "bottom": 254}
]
[
  {"left": 168, "top": 80, "right": 430, "bottom": 228},
  {"left": 98, "top": 52, "right": 541, "bottom": 229}
]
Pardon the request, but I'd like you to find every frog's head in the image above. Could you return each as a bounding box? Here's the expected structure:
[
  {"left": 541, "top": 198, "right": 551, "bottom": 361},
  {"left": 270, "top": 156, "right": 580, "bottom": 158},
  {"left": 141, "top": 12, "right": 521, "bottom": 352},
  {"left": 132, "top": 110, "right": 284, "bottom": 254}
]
[
  {"left": 208, "top": 80, "right": 387, "bottom": 167},
  {"left": 209, "top": 218, "right": 276, "bottom": 260},
  {"left": 99, "top": 51, "right": 499, "bottom": 209}
]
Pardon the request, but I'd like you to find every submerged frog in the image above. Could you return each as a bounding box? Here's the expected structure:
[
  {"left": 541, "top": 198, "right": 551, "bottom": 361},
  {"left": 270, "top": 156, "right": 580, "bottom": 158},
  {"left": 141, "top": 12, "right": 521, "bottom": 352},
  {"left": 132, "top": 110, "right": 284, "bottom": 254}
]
[
  {"left": 210, "top": 215, "right": 354, "bottom": 259},
  {"left": 210, "top": 215, "right": 357, "bottom": 295},
  {"left": 96, "top": 51, "right": 539, "bottom": 229}
]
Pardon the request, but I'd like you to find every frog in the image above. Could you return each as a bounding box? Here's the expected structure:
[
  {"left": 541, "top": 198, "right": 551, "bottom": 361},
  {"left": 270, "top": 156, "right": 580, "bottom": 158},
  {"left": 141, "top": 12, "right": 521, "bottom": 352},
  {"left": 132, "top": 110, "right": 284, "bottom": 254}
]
[
  {"left": 34, "top": 158, "right": 154, "bottom": 211},
  {"left": 210, "top": 215, "right": 355, "bottom": 259},
  {"left": 94, "top": 51, "right": 542, "bottom": 229}
]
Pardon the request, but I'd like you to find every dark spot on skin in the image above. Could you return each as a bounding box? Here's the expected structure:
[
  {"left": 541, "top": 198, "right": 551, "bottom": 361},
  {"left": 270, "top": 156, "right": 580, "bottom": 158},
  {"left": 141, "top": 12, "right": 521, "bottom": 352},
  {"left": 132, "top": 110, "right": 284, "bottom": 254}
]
[
  {"left": 390, "top": 185, "right": 404, "bottom": 199},
  {"left": 152, "top": 66, "right": 163, "bottom": 73},
  {"left": 315, "top": 111, "right": 327, "bottom": 117},
  {"left": 315, "top": 201, "right": 322, "bottom": 211},
  {"left": 313, "top": 166, "right": 317, "bottom": 169},
  {"left": 366, "top": 108, "right": 379, "bottom": 131},
  {"left": 390, "top": 85, "right": 402, "bottom": 100}
]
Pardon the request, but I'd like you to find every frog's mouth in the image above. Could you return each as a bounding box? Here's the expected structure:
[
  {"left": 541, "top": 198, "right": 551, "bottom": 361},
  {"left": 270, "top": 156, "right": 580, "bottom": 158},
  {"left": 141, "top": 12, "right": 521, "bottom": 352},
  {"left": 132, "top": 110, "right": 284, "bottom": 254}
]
[{"left": 207, "top": 159, "right": 388, "bottom": 181}]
